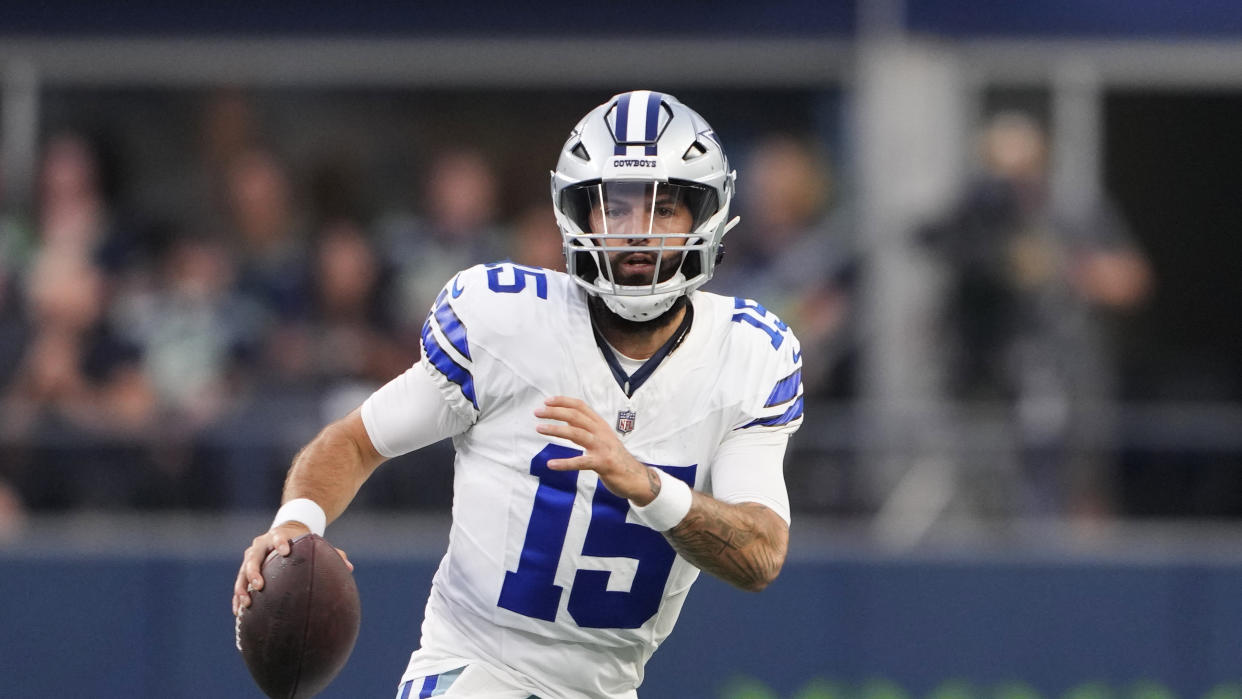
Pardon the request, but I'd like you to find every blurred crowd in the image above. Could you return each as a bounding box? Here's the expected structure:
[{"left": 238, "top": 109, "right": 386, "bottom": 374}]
[
  {"left": 0, "top": 93, "right": 861, "bottom": 528},
  {"left": 924, "top": 112, "right": 1151, "bottom": 518},
  {"left": 0, "top": 105, "right": 520, "bottom": 518},
  {"left": 0, "top": 91, "right": 1158, "bottom": 532}
]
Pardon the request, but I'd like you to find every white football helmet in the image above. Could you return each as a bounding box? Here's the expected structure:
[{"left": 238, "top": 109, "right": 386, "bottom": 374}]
[{"left": 551, "top": 90, "right": 738, "bottom": 321}]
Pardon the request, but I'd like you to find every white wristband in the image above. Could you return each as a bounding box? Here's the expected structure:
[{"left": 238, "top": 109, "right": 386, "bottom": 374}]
[
  {"left": 629, "top": 469, "right": 693, "bottom": 532},
  {"left": 271, "top": 498, "right": 327, "bottom": 537}
]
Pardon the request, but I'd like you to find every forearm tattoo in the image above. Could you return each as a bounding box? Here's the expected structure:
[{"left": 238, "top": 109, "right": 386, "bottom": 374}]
[
  {"left": 646, "top": 468, "right": 662, "bottom": 499},
  {"left": 665, "top": 499, "right": 787, "bottom": 591}
]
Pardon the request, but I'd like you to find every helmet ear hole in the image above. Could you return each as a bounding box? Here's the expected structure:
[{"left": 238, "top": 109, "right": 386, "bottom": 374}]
[
  {"left": 681, "top": 250, "right": 702, "bottom": 279},
  {"left": 572, "top": 250, "right": 599, "bottom": 283}
]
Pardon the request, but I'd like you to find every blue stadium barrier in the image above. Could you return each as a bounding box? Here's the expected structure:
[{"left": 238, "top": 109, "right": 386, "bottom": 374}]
[{"left": 2, "top": 551, "right": 1241, "bottom": 698}]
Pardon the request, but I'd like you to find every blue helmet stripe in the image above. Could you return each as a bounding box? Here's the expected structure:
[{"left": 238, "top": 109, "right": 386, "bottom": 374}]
[
  {"left": 643, "top": 92, "right": 662, "bottom": 155},
  {"left": 741, "top": 396, "right": 804, "bottom": 429},
  {"left": 421, "top": 318, "right": 478, "bottom": 409},
  {"left": 433, "top": 301, "right": 472, "bottom": 361},
  {"left": 764, "top": 368, "right": 802, "bottom": 408},
  {"left": 613, "top": 92, "right": 631, "bottom": 155}
]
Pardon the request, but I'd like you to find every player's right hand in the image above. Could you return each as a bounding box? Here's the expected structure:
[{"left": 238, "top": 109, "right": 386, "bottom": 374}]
[{"left": 232, "top": 522, "right": 311, "bottom": 616}]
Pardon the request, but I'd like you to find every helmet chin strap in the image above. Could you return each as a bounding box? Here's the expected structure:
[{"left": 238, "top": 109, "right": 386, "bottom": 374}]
[{"left": 593, "top": 272, "right": 687, "bottom": 322}]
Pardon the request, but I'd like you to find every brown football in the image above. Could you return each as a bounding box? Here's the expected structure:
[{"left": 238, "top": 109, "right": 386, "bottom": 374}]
[{"left": 236, "top": 533, "right": 361, "bottom": 699}]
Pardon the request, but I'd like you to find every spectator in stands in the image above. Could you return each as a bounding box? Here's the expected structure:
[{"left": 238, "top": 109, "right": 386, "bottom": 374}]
[
  {"left": 224, "top": 147, "right": 311, "bottom": 326},
  {"left": 305, "top": 218, "right": 407, "bottom": 397},
  {"left": 112, "top": 232, "right": 264, "bottom": 430},
  {"left": 2, "top": 238, "right": 158, "bottom": 508},
  {"left": 199, "top": 89, "right": 260, "bottom": 187},
  {"left": 38, "top": 128, "right": 163, "bottom": 446},
  {"left": 307, "top": 216, "right": 456, "bottom": 510},
  {"left": 924, "top": 110, "right": 1152, "bottom": 517},
  {"left": 708, "top": 133, "right": 857, "bottom": 400},
  {"left": 509, "top": 203, "right": 566, "bottom": 271},
  {"left": 0, "top": 129, "right": 164, "bottom": 508},
  {"left": 378, "top": 147, "right": 508, "bottom": 336}
]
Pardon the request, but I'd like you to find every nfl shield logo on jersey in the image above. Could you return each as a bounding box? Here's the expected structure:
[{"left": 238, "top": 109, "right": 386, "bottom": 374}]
[{"left": 615, "top": 409, "right": 637, "bottom": 435}]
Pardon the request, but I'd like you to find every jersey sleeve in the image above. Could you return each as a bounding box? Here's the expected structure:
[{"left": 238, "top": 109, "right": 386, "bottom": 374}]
[
  {"left": 418, "top": 267, "right": 487, "bottom": 424},
  {"left": 417, "top": 262, "right": 558, "bottom": 424},
  {"left": 361, "top": 363, "right": 473, "bottom": 458},
  {"left": 731, "top": 300, "right": 805, "bottom": 436},
  {"left": 709, "top": 428, "right": 792, "bottom": 525}
]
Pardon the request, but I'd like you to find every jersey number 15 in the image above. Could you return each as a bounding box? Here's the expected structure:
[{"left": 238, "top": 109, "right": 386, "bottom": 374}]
[{"left": 498, "top": 444, "right": 697, "bottom": 629}]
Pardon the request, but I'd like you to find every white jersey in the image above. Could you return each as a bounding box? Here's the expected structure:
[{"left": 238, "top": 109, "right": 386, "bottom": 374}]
[{"left": 366, "top": 262, "right": 803, "bottom": 697}]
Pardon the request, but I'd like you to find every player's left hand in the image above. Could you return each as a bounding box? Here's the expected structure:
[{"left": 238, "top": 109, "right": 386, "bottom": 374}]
[{"left": 534, "top": 396, "right": 658, "bottom": 505}]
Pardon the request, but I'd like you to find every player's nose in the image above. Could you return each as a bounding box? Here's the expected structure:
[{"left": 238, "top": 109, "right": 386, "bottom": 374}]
[{"left": 618, "top": 221, "right": 651, "bottom": 243}]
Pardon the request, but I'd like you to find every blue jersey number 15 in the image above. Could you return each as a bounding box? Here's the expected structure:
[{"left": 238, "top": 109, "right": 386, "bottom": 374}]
[{"left": 497, "top": 443, "right": 697, "bottom": 629}]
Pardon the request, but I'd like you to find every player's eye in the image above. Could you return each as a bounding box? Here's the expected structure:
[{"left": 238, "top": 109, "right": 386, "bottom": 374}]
[
  {"left": 604, "top": 206, "right": 630, "bottom": 218},
  {"left": 655, "top": 206, "right": 677, "bottom": 217}
]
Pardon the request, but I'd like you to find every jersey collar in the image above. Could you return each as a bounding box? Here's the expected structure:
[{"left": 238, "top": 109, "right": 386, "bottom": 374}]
[{"left": 591, "top": 301, "right": 694, "bottom": 398}]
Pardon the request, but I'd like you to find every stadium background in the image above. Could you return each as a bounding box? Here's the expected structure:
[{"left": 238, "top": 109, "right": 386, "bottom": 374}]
[{"left": 3, "top": 2, "right": 1242, "bottom": 697}]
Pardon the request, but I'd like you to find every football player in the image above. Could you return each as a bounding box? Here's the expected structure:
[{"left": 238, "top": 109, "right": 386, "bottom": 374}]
[{"left": 234, "top": 90, "right": 804, "bottom": 698}]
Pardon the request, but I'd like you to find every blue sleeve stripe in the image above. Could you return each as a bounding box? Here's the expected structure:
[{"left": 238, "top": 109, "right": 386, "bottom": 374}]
[
  {"left": 421, "top": 319, "right": 478, "bottom": 410},
  {"left": 764, "top": 368, "right": 802, "bottom": 408},
  {"left": 741, "top": 396, "right": 804, "bottom": 429},
  {"left": 433, "top": 301, "right": 472, "bottom": 361}
]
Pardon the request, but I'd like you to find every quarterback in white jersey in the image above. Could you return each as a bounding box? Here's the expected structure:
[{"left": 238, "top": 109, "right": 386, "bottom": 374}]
[{"left": 234, "top": 90, "right": 804, "bottom": 698}]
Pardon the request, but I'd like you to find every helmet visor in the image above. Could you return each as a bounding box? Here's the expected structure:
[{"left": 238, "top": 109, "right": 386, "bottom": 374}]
[
  {"left": 560, "top": 181, "right": 719, "bottom": 291},
  {"left": 560, "top": 181, "right": 719, "bottom": 240}
]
